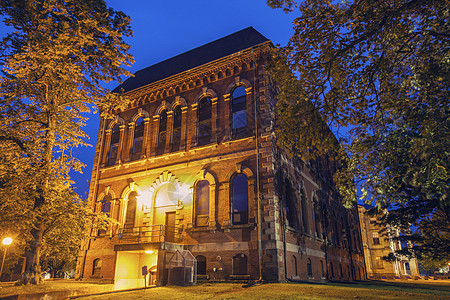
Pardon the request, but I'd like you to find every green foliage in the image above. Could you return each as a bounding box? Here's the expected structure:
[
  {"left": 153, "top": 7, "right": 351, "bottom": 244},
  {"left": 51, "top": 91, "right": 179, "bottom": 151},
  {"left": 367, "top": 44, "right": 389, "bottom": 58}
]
[
  {"left": 268, "top": 0, "right": 449, "bottom": 261},
  {"left": 0, "top": 0, "right": 133, "bottom": 284}
]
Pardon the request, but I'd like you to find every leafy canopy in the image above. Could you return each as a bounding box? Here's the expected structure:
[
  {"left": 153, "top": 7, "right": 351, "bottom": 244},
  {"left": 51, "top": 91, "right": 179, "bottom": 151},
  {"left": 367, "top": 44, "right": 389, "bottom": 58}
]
[
  {"left": 0, "top": 0, "right": 133, "bottom": 284},
  {"left": 267, "top": 0, "right": 449, "bottom": 260}
]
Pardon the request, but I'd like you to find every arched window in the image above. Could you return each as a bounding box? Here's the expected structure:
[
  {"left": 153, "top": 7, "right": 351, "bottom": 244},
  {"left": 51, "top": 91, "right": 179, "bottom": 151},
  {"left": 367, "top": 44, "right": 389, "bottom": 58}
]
[
  {"left": 158, "top": 109, "right": 168, "bottom": 155},
  {"left": 232, "top": 174, "right": 248, "bottom": 225},
  {"left": 198, "top": 97, "right": 212, "bottom": 146},
  {"left": 231, "top": 86, "right": 247, "bottom": 138},
  {"left": 98, "top": 194, "right": 112, "bottom": 235},
  {"left": 131, "top": 117, "right": 144, "bottom": 160},
  {"left": 108, "top": 124, "right": 120, "bottom": 166},
  {"left": 293, "top": 255, "right": 298, "bottom": 276},
  {"left": 92, "top": 258, "right": 102, "bottom": 277},
  {"left": 125, "top": 191, "right": 137, "bottom": 228},
  {"left": 307, "top": 258, "right": 313, "bottom": 277},
  {"left": 195, "top": 180, "right": 210, "bottom": 227},
  {"left": 284, "top": 179, "right": 299, "bottom": 229},
  {"left": 172, "top": 105, "right": 182, "bottom": 151},
  {"left": 232, "top": 254, "right": 247, "bottom": 275},
  {"left": 300, "top": 189, "right": 308, "bottom": 234},
  {"left": 196, "top": 255, "right": 207, "bottom": 275},
  {"left": 313, "top": 198, "right": 321, "bottom": 238}
]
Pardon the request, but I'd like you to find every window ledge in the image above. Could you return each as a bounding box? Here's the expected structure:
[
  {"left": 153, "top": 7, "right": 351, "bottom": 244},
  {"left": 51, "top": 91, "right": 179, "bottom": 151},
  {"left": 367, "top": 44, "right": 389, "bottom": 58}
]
[
  {"left": 222, "top": 223, "right": 256, "bottom": 230},
  {"left": 223, "top": 136, "right": 254, "bottom": 146},
  {"left": 188, "top": 226, "right": 217, "bottom": 232}
]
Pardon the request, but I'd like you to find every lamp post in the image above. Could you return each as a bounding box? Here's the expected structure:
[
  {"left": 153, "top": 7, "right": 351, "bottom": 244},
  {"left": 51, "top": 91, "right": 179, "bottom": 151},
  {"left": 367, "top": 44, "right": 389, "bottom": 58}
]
[{"left": 0, "top": 237, "right": 13, "bottom": 281}]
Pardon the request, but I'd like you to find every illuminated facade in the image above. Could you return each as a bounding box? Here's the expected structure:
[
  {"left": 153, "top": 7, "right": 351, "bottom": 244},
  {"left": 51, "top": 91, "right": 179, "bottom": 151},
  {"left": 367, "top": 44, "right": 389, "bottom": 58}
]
[
  {"left": 75, "top": 27, "right": 365, "bottom": 288},
  {"left": 358, "top": 205, "right": 419, "bottom": 278}
]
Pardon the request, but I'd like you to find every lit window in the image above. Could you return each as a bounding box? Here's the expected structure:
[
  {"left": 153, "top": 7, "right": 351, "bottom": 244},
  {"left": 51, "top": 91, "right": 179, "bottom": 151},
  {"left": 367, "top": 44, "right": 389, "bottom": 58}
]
[
  {"left": 232, "top": 254, "right": 247, "bottom": 275},
  {"left": 108, "top": 124, "right": 120, "bottom": 166},
  {"left": 125, "top": 192, "right": 137, "bottom": 228},
  {"left": 195, "top": 180, "right": 210, "bottom": 227},
  {"left": 198, "top": 97, "right": 212, "bottom": 146},
  {"left": 172, "top": 105, "right": 182, "bottom": 151},
  {"left": 157, "top": 109, "right": 167, "bottom": 155},
  {"left": 232, "top": 174, "right": 248, "bottom": 225},
  {"left": 372, "top": 232, "right": 380, "bottom": 245},
  {"left": 98, "top": 195, "right": 111, "bottom": 235},
  {"left": 231, "top": 86, "right": 247, "bottom": 138},
  {"left": 131, "top": 117, "right": 144, "bottom": 160},
  {"left": 92, "top": 258, "right": 102, "bottom": 277}
]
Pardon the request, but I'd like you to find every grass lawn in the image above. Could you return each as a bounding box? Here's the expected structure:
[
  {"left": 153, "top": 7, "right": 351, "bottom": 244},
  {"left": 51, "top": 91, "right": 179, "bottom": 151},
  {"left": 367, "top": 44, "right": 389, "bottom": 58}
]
[
  {"left": 85, "top": 281, "right": 450, "bottom": 300},
  {"left": 0, "top": 280, "right": 449, "bottom": 299}
]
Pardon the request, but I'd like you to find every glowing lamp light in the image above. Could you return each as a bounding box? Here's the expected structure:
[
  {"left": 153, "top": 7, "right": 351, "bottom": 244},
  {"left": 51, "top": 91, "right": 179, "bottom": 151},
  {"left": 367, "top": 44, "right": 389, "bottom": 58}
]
[
  {"left": 2, "top": 237, "right": 12, "bottom": 246},
  {"left": 145, "top": 250, "right": 153, "bottom": 254}
]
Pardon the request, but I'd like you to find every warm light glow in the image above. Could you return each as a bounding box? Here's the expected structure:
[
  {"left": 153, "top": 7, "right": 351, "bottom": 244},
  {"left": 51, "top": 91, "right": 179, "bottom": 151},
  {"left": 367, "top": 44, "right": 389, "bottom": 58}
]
[
  {"left": 145, "top": 250, "right": 153, "bottom": 254},
  {"left": 2, "top": 237, "right": 12, "bottom": 246}
]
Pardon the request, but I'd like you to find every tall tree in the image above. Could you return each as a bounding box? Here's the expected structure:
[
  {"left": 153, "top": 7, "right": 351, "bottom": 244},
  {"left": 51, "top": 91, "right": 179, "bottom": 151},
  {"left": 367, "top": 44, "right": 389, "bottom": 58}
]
[
  {"left": 0, "top": 0, "right": 133, "bottom": 284},
  {"left": 267, "top": 0, "right": 449, "bottom": 260}
]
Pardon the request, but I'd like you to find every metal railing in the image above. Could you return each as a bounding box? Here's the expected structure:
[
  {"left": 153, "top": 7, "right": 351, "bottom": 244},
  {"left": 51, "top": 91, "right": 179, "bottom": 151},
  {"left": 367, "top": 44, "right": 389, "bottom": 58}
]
[{"left": 118, "top": 225, "right": 182, "bottom": 244}]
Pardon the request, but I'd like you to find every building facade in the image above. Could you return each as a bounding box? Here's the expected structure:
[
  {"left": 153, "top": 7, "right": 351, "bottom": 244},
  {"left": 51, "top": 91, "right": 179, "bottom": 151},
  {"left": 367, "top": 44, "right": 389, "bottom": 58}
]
[
  {"left": 75, "top": 27, "right": 365, "bottom": 288},
  {"left": 358, "top": 205, "right": 419, "bottom": 278}
]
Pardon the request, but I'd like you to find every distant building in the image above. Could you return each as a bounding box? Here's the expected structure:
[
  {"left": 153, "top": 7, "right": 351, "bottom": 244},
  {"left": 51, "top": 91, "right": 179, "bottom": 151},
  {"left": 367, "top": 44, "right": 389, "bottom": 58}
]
[
  {"left": 358, "top": 205, "right": 419, "bottom": 278},
  {"left": 75, "top": 27, "right": 365, "bottom": 288}
]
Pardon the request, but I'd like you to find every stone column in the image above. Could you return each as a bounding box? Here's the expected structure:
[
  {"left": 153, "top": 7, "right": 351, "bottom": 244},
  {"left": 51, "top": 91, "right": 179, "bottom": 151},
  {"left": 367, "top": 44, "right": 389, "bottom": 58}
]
[
  {"left": 190, "top": 103, "right": 198, "bottom": 148},
  {"left": 223, "top": 93, "right": 231, "bottom": 141},
  {"left": 117, "top": 124, "right": 126, "bottom": 164},
  {"left": 142, "top": 117, "right": 151, "bottom": 158},
  {"left": 208, "top": 183, "right": 216, "bottom": 228},
  {"left": 102, "top": 128, "right": 112, "bottom": 166}
]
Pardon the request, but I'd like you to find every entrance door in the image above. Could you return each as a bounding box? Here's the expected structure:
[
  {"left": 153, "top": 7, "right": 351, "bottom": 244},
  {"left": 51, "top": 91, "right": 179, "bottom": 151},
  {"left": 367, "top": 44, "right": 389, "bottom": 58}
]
[{"left": 165, "top": 212, "right": 176, "bottom": 242}]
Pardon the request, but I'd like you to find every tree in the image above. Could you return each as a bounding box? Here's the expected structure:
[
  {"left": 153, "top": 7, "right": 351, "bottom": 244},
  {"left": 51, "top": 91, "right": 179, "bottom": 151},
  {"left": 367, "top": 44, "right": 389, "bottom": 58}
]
[
  {"left": 0, "top": 0, "right": 133, "bottom": 284},
  {"left": 267, "top": 0, "right": 449, "bottom": 261}
]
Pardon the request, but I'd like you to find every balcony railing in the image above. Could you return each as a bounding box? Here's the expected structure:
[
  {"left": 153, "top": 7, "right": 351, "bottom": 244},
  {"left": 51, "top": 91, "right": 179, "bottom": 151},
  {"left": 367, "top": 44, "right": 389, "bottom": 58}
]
[{"left": 118, "top": 225, "right": 182, "bottom": 244}]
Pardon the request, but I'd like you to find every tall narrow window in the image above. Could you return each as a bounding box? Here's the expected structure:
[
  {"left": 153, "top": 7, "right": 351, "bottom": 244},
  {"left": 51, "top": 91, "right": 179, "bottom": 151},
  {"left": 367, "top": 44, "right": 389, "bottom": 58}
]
[
  {"left": 98, "top": 195, "right": 111, "bottom": 235},
  {"left": 131, "top": 117, "right": 144, "bottom": 160},
  {"left": 321, "top": 260, "right": 325, "bottom": 278},
  {"left": 195, "top": 180, "right": 210, "bottom": 227},
  {"left": 232, "top": 174, "right": 248, "bottom": 225},
  {"left": 108, "top": 124, "right": 120, "bottom": 166},
  {"left": 198, "top": 97, "right": 211, "bottom": 146},
  {"left": 125, "top": 191, "right": 137, "bottom": 228},
  {"left": 172, "top": 105, "right": 182, "bottom": 151},
  {"left": 92, "top": 258, "right": 102, "bottom": 277},
  {"left": 196, "top": 255, "right": 207, "bottom": 275},
  {"left": 293, "top": 255, "right": 298, "bottom": 276},
  {"left": 284, "top": 180, "right": 299, "bottom": 229},
  {"left": 157, "top": 109, "right": 167, "bottom": 155},
  {"left": 300, "top": 189, "right": 308, "bottom": 234},
  {"left": 307, "top": 258, "right": 313, "bottom": 277},
  {"left": 231, "top": 86, "right": 247, "bottom": 138},
  {"left": 313, "top": 198, "right": 321, "bottom": 238},
  {"left": 232, "top": 254, "right": 247, "bottom": 275}
]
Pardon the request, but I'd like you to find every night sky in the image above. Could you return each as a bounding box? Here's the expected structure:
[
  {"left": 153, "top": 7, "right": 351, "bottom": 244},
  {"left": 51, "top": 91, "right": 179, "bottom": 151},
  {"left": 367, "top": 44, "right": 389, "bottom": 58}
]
[
  {"left": 0, "top": 1, "right": 297, "bottom": 198},
  {"left": 72, "top": 1, "right": 297, "bottom": 198}
]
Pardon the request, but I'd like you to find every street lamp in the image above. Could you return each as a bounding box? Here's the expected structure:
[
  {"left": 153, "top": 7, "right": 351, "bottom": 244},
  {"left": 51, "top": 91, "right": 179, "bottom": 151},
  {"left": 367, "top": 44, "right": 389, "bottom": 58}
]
[{"left": 0, "top": 237, "right": 13, "bottom": 281}]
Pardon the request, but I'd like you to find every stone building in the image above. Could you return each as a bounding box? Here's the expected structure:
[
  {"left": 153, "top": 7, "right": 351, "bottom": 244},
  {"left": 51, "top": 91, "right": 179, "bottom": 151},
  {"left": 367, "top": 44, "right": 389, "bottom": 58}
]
[
  {"left": 75, "top": 27, "right": 365, "bottom": 288},
  {"left": 358, "top": 205, "right": 419, "bottom": 278}
]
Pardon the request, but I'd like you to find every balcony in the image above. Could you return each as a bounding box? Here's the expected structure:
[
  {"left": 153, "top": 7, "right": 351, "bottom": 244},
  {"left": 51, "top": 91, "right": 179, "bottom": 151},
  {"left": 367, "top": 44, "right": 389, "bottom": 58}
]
[{"left": 118, "top": 225, "right": 183, "bottom": 244}]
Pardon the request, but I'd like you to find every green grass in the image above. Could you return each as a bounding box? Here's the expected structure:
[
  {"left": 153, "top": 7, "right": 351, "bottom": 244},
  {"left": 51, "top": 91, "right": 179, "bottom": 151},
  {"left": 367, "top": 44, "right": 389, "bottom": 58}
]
[{"left": 1, "top": 280, "right": 449, "bottom": 300}]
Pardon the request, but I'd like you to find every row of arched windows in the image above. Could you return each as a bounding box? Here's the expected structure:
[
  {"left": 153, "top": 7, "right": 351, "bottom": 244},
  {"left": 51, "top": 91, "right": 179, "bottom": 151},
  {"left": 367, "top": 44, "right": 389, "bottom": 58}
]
[
  {"left": 98, "top": 172, "right": 250, "bottom": 233},
  {"left": 106, "top": 85, "right": 249, "bottom": 166}
]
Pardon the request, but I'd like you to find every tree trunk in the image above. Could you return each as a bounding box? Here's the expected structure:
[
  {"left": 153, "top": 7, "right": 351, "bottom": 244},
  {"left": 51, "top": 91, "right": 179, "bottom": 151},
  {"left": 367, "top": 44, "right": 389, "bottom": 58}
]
[{"left": 21, "top": 223, "right": 44, "bottom": 285}]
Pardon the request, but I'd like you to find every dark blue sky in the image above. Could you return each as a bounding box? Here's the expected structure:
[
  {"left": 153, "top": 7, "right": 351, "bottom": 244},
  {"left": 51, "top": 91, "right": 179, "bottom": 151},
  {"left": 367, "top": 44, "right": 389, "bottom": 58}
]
[
  {"left": 0, "top": 1, "right": 296, "bottom": 198},
  {"left": 71, "top": 1, "right": 297, "bottom": 198}
]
